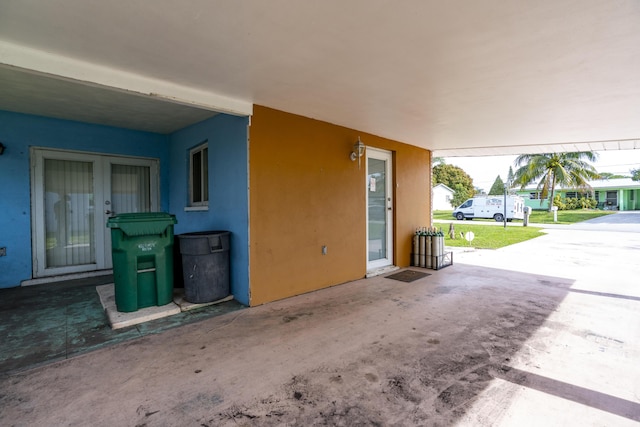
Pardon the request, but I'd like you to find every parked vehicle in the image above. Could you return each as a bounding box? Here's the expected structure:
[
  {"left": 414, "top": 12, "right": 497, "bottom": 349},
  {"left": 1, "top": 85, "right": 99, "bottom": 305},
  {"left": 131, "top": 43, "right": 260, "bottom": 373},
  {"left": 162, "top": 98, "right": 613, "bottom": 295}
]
[{"left": 452, "top": 195, "right": 525, "bottom": 222}]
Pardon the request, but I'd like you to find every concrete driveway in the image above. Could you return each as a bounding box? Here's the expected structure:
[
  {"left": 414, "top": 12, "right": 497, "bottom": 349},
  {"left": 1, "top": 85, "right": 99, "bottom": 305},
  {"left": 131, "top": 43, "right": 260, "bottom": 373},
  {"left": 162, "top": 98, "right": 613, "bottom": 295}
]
[
  {"left": 1, "top": 221, "right": 639, "bottom": 425},
  {"left": 569, "top": 211, "right": 640, "bottom": 232}
]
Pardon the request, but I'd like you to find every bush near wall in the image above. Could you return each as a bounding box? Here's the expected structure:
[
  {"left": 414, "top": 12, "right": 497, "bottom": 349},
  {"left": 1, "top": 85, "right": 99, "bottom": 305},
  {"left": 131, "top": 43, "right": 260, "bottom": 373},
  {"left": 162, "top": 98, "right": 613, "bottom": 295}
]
[{"left": 553, "top": 195, "right": 598, "bottom": 210}]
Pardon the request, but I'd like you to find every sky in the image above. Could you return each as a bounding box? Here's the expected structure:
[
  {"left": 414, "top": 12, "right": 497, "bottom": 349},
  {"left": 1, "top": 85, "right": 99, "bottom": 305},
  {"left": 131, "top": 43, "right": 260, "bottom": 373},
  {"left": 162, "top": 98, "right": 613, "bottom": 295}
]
[{"left": 444, "top": 150, "right": 640, "bottom": 192}]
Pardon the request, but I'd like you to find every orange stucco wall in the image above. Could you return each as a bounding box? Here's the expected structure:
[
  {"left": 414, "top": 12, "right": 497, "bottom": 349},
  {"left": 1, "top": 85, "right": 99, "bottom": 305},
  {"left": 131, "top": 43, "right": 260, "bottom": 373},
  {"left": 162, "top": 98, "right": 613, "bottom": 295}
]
[{"left": 249, "top": 106, "right": 431, "bottom": 305}]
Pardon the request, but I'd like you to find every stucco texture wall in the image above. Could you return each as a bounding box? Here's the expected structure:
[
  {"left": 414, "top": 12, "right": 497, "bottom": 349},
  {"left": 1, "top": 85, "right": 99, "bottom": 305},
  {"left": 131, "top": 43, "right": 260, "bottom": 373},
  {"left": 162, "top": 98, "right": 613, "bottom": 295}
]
[
  {"left": 169, "top": 114, "right": 250, "bottom": 305},
  {"left": 249, "top": 106, "right": 431, "bottom": 306},
  {"left": 0, "top": 110, "right": 169, "bottom": 288}
]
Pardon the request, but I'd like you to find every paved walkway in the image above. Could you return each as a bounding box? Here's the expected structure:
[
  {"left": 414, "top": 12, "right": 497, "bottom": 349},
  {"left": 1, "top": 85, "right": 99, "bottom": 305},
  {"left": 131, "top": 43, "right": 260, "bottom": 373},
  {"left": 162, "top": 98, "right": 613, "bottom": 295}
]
[{"left": 1, "top": 222, "right": 639, "bottom": 425}]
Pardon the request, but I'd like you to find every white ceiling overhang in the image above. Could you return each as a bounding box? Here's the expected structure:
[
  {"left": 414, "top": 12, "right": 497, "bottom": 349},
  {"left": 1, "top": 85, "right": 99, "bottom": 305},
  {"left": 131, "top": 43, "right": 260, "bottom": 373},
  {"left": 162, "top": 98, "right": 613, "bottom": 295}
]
[
  {"left": 0, "top": 0, "right": 639, "bottom": 154},
  {"left": 0, "top": 41, "right": 253, "bottom": 134}
]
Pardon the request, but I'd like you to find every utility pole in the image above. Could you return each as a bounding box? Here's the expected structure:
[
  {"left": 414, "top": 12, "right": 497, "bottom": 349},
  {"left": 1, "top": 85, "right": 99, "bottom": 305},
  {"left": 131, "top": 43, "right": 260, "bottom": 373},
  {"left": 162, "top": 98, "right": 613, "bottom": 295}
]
[{"left": 503, "top": 184, "right": 507, "bottom": 229}]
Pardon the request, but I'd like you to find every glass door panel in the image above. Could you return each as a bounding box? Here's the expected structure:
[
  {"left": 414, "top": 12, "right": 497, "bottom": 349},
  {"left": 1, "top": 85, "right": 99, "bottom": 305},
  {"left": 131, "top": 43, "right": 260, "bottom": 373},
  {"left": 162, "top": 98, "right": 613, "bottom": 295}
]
[
  {"left": 367, "top": 149, "right": 393, "bottom": 270},
  {"left": 368, "top": 158, "right": 387, "bottom": 262},
  {"left": 110, "top": 164, "right": 151, "bottom": 214},
  {"left": 44, "top": 158, "right": 96, "bottom": 268}
]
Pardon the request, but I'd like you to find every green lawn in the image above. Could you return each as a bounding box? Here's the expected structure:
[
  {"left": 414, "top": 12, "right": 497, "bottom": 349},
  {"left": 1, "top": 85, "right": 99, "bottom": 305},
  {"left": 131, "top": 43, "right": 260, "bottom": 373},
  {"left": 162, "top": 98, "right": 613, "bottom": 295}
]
[
  {"left": 439, "top": 223, "right": 545, "bottom": 249},
  {"left": 433, "top": 208, "right": 615, "bottom": 249},
  {"left": 433, "top": 209, "right": 614, "bottom": 224},
  {"left": 527, "top": 209, "right": 614, "bottom": 224}
]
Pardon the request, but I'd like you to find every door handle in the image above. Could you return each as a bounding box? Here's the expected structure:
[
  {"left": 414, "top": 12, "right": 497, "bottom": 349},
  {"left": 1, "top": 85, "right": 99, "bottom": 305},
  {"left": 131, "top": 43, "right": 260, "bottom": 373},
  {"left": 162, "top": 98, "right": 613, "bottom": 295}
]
[{"left": 105, "top": 210, "right": 114, "bottom": 215}]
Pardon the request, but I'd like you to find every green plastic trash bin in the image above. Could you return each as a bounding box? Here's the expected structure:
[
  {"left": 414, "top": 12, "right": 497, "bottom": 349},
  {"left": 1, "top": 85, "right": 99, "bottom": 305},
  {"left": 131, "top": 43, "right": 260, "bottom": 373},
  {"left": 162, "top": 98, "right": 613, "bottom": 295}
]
[{"left": 107, "top": 212, "right": 178, "bottom": 312}]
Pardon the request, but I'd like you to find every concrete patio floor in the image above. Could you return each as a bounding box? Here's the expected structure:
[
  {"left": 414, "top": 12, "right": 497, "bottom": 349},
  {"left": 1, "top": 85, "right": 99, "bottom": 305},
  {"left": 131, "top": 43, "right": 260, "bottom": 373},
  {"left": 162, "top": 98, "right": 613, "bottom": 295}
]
[
  {"left": 1, "top": 225, "right": 639, "bottom": 426},
  {"left": 0, "top": 276, "right": 245, "bottom": 374}
]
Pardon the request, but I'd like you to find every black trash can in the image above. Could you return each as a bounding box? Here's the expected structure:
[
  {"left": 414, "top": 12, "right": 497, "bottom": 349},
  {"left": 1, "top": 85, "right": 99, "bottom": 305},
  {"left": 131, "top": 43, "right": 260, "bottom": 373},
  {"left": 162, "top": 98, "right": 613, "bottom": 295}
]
[{"left": 178, "top": 231, "right": 230, "bottom": 303}]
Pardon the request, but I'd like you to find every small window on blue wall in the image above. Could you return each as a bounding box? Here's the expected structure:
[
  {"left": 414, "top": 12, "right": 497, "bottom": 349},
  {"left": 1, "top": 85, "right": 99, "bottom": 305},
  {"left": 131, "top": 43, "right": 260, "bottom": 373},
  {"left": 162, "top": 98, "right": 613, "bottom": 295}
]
[{"left": 190, "top": 142, "right": 209, "bottom": 206}]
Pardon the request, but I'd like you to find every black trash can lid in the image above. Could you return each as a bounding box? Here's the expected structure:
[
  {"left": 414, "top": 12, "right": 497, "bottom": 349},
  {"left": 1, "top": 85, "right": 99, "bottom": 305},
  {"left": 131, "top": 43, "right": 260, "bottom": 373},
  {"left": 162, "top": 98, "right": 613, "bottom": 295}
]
[{"left": 179, "top": 230, "right": 229, "bottom": 238}]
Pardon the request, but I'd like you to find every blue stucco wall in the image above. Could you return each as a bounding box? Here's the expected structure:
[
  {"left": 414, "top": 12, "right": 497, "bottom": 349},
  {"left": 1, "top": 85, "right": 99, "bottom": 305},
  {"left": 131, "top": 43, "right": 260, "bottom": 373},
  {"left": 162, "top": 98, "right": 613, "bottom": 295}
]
[
  {"left": 169, "top": 114, "right": 250, "bottom": 305},
  {"left": 0, "top": 110, "right": 250, "bottom": 305},
  {"left": 0, "top": 110, "right": 170, "bottom": 288}
]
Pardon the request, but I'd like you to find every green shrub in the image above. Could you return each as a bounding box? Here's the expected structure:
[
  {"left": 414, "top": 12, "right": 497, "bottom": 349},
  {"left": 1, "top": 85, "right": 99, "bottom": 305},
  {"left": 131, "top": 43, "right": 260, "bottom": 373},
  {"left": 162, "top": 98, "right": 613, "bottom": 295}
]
[
  {"left": 553, "top": 195, "right": 566, "bottom": 210},
  {"left": 553, "top": 194, "right": 597, "bottom": 210},
  {"left": 581, "top": 198, "right": 597, "bottom": 209}
]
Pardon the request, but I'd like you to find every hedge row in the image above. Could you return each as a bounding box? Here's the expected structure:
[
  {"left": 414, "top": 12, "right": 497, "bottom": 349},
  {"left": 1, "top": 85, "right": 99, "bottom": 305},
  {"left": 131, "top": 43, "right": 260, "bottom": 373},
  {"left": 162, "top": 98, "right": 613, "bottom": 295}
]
[{"left": 552, "top": 195, "right": 598, "bottom": 210}]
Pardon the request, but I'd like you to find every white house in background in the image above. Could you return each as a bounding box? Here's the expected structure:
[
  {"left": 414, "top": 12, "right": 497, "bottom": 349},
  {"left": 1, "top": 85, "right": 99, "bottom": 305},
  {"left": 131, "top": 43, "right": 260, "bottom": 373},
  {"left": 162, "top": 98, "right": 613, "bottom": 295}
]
[{"left": 432, "top": 183, "right": 455, "bottom": 210}]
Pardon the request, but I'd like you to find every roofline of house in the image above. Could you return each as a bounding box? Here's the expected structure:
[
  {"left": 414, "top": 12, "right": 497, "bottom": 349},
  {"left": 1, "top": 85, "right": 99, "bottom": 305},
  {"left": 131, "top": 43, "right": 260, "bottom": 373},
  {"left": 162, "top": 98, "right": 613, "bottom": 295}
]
[
  {"left": 433, "top": 183, "right": 455, "bottom": 193},
  {"left": 519, "top": 179, "right": 640, "bottom": 192}
]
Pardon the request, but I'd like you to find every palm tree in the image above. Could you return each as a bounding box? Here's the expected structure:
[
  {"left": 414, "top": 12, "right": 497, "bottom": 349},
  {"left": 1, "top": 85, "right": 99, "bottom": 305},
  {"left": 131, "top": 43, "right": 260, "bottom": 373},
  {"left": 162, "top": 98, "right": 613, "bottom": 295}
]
[{"left": 513, "top": 152, "right": 600, "bottom": 211}]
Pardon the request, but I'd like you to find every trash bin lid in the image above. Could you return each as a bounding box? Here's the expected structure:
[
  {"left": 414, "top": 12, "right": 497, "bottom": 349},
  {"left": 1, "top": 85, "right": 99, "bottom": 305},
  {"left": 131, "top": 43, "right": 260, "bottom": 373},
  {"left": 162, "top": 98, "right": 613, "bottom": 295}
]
[
  {"left": 178, "top": 231, "right": 230, "bottom": 255},
  {"left": 106, "top": 212, "right": 177, "bottom": 236}
]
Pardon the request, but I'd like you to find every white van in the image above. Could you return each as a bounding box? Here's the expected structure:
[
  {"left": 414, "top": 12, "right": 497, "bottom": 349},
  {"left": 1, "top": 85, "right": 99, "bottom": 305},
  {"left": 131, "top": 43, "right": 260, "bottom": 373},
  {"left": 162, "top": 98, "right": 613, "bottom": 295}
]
[{"left": 452, "top": 195, "right": 525, "bottom": 222}]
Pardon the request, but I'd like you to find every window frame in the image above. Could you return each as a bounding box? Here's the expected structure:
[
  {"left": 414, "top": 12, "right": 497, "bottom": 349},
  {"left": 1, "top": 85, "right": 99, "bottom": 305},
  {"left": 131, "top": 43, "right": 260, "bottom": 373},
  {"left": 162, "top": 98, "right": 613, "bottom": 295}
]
[{"left": 189, "top": 142, "right": 209, "bottom": 208}]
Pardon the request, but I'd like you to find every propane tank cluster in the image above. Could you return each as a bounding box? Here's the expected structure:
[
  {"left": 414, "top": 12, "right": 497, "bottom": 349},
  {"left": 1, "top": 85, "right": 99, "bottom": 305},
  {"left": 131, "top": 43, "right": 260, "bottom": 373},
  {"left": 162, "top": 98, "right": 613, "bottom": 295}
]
[{"left": 412, "top": 227, "right": 445, "bottom": 269}]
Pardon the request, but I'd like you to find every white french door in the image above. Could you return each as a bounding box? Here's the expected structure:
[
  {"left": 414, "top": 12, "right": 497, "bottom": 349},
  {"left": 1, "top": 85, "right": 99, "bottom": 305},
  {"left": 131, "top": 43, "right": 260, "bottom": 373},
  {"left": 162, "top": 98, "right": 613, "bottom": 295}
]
[
  {"left": 31, "top": 149, "right": 159, "bottom": 277},
  {"left": 366, "top": 148, "right": 394, "bottom": 271}
]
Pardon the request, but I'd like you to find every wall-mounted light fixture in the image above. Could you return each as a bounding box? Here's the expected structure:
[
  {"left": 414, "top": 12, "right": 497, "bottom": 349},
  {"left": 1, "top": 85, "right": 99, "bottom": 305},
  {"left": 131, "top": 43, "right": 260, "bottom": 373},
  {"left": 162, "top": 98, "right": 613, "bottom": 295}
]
[
  {"left": 0, "top": 142, "right": 5, "bottom": 155},
  {"left": 350, "top": 136, "right": 366, "bottom": 168}
]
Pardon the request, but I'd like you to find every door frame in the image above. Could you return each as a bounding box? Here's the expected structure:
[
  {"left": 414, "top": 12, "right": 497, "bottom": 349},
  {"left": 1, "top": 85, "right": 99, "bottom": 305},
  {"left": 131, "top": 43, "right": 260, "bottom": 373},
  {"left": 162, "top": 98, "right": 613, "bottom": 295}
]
[
  {"left": 366, "top": 147, "right": 394, "bottom": 271},
  {"left": 30, "top": 148, "right": 159, "bottom": 278}
]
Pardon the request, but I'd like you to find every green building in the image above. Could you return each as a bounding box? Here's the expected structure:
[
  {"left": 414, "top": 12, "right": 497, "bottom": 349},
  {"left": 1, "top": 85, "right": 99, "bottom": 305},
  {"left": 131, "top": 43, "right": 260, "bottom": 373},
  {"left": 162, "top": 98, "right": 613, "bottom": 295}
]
[{"left": 517, "top": 178, "right": 640, "bottom": 211}]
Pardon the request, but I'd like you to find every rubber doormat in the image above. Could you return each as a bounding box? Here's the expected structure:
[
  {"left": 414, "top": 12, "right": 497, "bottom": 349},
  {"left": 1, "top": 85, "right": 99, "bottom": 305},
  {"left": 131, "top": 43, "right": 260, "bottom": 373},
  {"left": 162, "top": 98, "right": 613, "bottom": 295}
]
[{"left": 385, "top": 270, "right": 431, "bottom": 282}]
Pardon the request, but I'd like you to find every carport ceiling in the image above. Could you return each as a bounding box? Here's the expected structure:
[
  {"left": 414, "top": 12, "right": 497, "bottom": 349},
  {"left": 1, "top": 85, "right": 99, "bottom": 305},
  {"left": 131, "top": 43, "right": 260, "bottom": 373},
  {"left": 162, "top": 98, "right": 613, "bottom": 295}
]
[
  {"left": 0, "top": 66, "right": 218, "bottom": 134},
  {"left": 1, "top": 1, "right": 640, "bottom": 155}
]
